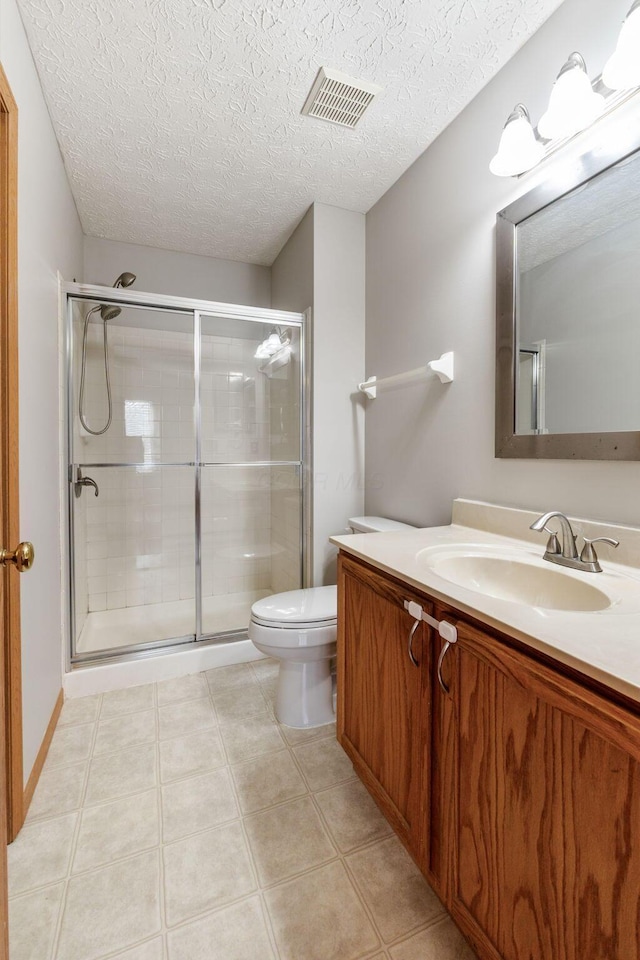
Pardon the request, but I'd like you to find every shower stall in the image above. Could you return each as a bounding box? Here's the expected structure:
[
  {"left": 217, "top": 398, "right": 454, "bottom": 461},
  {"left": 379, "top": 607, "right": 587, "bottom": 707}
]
[{"left": 65, "top": 283, "right": 309, "bottom": 665}]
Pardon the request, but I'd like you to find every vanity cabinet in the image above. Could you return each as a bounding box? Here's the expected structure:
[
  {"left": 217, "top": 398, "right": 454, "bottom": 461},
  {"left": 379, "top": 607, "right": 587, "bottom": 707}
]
[
  {"left": 337, "top": 555, "right": 432, "bottom": 863},
  {"left": 337, "top": 553, "right": 640, "bottom": 960}
]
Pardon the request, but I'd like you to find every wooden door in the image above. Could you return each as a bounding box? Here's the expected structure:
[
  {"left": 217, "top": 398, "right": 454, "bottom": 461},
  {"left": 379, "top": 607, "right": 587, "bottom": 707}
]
[
  {"left": 337, "top": 555, "right": 431, "bottom": 861},
  {"left": 0, "top": 59, "right": 19, "bottom": 958},
  {"left": 447, "top": 617, "right": 640, "bottom": 960}
]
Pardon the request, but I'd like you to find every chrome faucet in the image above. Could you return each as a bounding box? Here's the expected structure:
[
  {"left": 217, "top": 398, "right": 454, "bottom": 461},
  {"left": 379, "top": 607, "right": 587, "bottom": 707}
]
[
  {"left": 530, "top": 511, "right": 619, "bottom": 573},
  {"left": 74, "top": 467, "right": 99, "bottom": 498}
]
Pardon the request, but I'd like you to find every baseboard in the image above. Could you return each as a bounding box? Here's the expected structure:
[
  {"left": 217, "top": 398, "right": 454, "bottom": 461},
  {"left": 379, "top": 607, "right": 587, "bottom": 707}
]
[{"left": 22, "top": 689, "right": 64, "bottom": 821}]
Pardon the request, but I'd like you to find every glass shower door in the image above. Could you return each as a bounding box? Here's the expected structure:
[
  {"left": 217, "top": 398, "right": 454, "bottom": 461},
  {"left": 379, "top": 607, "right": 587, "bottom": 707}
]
[
  {"left": 197, "top": 312, "right": 303, "bottom": 638},
  {"left": 69, "top": 298, "right": 196, "bottom": 660}
]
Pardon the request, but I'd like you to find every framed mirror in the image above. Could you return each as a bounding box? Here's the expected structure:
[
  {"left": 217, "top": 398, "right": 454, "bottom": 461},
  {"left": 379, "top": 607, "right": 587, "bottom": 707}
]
[{"left": 495, "top": 130, "right": 640, "bottom": 460}]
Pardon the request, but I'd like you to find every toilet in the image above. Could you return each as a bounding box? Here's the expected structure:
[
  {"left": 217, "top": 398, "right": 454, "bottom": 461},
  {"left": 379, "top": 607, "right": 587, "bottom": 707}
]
[{"left": 249, "top": 516, "right": 416, "bottom": 728}]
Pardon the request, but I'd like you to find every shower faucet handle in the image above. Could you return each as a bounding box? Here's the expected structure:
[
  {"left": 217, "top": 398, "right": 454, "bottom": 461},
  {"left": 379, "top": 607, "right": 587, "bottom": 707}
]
[{"left": 74, "top": 468, "right": 99, "bottom": 498}]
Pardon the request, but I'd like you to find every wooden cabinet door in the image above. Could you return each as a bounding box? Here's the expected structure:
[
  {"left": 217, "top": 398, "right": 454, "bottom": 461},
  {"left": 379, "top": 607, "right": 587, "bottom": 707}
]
[
  {"left": 446, "top": 617, "right": 640, "bottom": 960},
  {"left": 337, "top": 555, "right": 431, "bottom": 861}
]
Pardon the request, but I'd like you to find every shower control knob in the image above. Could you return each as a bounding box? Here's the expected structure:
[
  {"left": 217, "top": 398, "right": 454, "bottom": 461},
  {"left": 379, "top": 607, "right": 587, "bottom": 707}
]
[{"left": 0, "top": 541, "right": 35, "bottom": 572}]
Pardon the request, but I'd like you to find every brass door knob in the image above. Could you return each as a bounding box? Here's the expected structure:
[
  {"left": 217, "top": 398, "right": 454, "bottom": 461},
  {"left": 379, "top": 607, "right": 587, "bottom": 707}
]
[{"left": 0, "top": 542, "right": 35, "bottom": 572}]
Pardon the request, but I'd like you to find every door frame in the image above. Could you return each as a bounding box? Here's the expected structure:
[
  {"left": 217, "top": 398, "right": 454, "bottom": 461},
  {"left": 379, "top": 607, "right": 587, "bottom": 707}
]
[{"left": 1, "top": 61, "right": 25, "bottom": 848}]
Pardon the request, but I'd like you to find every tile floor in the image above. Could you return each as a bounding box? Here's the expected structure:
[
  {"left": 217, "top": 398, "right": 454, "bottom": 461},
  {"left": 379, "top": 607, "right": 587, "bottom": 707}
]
[{"left": 8, "top": 659, "right": 478, "bottom": 960}]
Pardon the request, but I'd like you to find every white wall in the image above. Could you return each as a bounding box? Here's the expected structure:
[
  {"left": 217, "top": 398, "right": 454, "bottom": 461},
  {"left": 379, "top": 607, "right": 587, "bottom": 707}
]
[
  {"left": 313, "top": 204, "right": 366, "bottom": 583},
  {"left": 365, "top": 0, "right": 640, "bottom": 530},
  {"left": 84, "top": 237, "right": 271, "bottom": 308},
  {"left": 0, "top": 0, "right": 84, "bottom": 781},
  {"left": 272, "top": 203, "right": 366, "bottom": 585}
]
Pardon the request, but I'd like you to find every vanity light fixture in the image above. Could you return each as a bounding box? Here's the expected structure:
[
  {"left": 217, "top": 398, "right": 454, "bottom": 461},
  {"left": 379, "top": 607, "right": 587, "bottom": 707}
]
[
  {"left": 489, "top": 104, "right": 545, "bottom": 177},
  {"left": 538, "top": 53, "right": 605, "bottom": 140},
  {"left": 490, "top": 5, "right": 640, "bottom": 178},
  {"left": 603, "top": 1, "right": 640, "bottom": 91}
]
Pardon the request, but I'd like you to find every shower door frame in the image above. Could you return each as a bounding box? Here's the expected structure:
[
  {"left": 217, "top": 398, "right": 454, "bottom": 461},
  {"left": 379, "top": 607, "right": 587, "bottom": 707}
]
[{"left": 64, "top": 283, "right": 311, "bottom": 669}]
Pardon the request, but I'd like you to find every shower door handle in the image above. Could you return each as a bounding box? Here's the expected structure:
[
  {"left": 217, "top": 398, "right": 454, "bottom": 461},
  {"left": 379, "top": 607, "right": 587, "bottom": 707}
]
[{"left": 74, "top": 468, "right": 99, "bottom": 497}]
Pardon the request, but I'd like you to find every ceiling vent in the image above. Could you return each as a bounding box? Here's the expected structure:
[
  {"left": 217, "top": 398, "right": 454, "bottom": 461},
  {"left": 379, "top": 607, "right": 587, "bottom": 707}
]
[{"left": 301, "top": 67, "right": 382, "bottom": 129}]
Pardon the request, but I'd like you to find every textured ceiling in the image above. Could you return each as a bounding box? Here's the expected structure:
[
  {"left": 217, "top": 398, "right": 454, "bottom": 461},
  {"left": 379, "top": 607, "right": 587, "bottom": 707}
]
[{"left": 19, "top": 0, "right": 566, "bottom": 265}]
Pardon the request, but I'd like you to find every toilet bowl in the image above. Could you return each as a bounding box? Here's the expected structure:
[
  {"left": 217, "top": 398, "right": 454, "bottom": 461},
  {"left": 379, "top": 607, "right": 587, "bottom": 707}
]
[
  {"left": 250, "top": 586, "right": 337, "bottom": 728},
  {"left": 249, "top": 516, "right": 416, "bottom": 729}
]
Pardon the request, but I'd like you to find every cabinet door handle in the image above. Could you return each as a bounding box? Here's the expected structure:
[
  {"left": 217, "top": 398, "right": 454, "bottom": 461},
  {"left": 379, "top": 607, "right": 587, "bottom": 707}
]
[
  {"left": 437, "top": 635, "right": 457, "bottom": 695},
  {"left": 408, "top": 619, "right": 420, "bottom": 667}
]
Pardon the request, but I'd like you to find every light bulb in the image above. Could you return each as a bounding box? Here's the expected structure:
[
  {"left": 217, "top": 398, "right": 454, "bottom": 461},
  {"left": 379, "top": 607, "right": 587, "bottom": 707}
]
[
  {"left": 603, "top": 1, "right": 640, "bottom": 91},
  {"left": 489, "top": 105, "right": 544, "bottom": 177},
  {"left": 538, "top": 53, "right": 605, "bottom": 140}
]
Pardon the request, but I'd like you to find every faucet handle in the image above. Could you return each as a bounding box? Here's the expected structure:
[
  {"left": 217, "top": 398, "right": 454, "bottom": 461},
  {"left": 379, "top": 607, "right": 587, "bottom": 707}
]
[
  {"left": 544, "top": 531, "right": 561, "bottom": 556},
  {"left": 580, "top": 537, "right": 620, "bottom": 568}
]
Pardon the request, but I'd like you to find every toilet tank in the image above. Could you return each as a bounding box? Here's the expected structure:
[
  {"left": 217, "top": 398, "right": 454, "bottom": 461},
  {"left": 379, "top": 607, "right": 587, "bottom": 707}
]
[{"left": 347, "top": 516, "right": 416, "bottom": 534}]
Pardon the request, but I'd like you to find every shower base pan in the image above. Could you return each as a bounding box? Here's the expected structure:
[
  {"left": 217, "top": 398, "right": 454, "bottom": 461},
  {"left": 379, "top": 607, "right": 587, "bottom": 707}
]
[{"left": 76, "top": 589, "right": 270, "bottom": 656}]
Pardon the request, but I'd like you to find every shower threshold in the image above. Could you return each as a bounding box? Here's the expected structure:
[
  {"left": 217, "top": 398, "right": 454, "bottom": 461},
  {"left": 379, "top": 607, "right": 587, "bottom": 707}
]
[{"left": 76, "top": 588, "right": 270, "bottom": 655}]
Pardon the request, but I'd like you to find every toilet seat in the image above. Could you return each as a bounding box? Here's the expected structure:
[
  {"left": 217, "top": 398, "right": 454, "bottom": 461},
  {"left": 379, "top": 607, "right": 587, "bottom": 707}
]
[{"left": 250, "top": 585, "right": 337, "bottom": 630}]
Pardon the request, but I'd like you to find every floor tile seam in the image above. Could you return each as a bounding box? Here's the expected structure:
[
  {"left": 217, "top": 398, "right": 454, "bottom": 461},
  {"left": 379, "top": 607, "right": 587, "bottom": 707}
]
[
  {"left": 83, "top": 931, "right": 167, "bottom": 960},
  {"left": 340, "top": 847, "right": 445, "bottom": 949},
  {"left": 386, "top": 909, "right": 451, "bottom": 949},
  {"left": 233, "top": 780, "right": 311, "bottom": 818},
  {"left": 159, "top": 761, "right": 237, "bottom": 794},
  {"left": 74, "top": 783, "right": 160, "bottom": 816},
  {"left": 160, "top": 802, "right": 242, "bottom": 845},
  {"left": 7, "top": 881, "right": 67, "bottom": 960},
  {"left": 308, "top": 792, "right": 396, "bottom": 859},
  {"left": 206, "top": 675, "right": 262, "bottom": 699},
  {"left": 161, "top": 890, "right": 282, "bottom": 960},
  {"left": 159, "top": 757, "right": 228, "bottom": 786},
  {"left": 227, "top": 744, "right": 292, "bottom": 774},
  {"left": 250, "top": 844, "right": 349, "bottom": 893},
  {"left": 161, "top": 884, "right": 265, "bottom": 938},
  {"left": 279, "top": 725, "right": 336, "bottom": 748},
  {"left": 241, "top": 786, "right": 330, "bottom": 836},
  {"left": 156, "top": 681, "right": 211, "bottom": 709},
  {"left": 384, "top": 911, "right": 453, "bottom": 955},
  {"left": 157, "top": 720, "right": 220, "bottom": 745},
  {"left": 238, "top": 812, "right": 263, "bottom": 885},
  {"left": 91, "top": 734, "right": 159, "bottom": 760},
  {"left": 98, "top": 696, "right": 158, "bottom": 722},
  {"left": 285, "top": 737, "right": 334, "bottom": 793},
  {"left": 48, "top": 709, "right": 101, "bottom": 960},
  {"left": 256, "top": 889, "right": 284, "bottom": 960},
  {"left": 155, "top": 736, "right": 169, "bottom": 955},
  {"left": 211, "top": 701, "right": 274, "bottom": 725},
  {"left": 161, "top": 842, "right": 261, "bottom": 931},
  {"left": 68, "top": 835, "right": 163, "bottom": 880},
  {"left": 7, "top": 876, "right": 67, "bottom": 904},
  {"left": 7, "top": 810, "right": 80, "bottom": 901},
  {"left": 159, "top": 807, "right": 251, "bottom": 857},
  {"left": 83, "top": 779, "right": 161, "bottom": 810},
  {"left": 295, "top": 762, "right": 358, "bottom": 794},
  {"left": 57, "top": 696, "right": 103, "bottom": 729},
  {"left": 329, "top": 848, "right": 391, "bottom": 953}
]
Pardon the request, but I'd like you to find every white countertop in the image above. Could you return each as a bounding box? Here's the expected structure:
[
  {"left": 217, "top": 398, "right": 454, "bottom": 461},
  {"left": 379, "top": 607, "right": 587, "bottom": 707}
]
[{"left": 331, "top": 500, "right": 640, "bottom": 705}]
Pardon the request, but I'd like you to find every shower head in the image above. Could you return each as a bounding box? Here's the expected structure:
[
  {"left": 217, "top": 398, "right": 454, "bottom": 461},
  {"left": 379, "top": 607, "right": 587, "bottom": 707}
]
[
  {"left": 100, "top": 303, "right": 121, "bottom": 321},
  {"left": 113, "top": 272, "right": 136, "bottom": 288}
]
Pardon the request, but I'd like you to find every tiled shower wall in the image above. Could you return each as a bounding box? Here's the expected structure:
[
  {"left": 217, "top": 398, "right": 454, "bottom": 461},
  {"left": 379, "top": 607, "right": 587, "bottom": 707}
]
[
  {"left": 269, "top": 353, "right": 302, "bottom": 594},
  {"left": 72, "top": 309, "right": 301, "bottom": 620}
]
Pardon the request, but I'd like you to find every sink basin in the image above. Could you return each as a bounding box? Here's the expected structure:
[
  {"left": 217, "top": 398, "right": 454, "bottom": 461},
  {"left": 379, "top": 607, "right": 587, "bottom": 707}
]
[{"left": 416, "top": 549, "right": 613, "bottom": 612}]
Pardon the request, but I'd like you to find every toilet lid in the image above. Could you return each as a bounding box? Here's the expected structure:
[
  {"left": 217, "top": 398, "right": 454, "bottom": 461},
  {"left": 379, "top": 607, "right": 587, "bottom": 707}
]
[{"left": 251, "top": 586, "right": 337, "bottom": 627}]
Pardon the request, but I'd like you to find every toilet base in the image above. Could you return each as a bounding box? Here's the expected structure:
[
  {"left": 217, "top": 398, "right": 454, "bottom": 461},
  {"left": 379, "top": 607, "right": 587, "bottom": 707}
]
[{"left": 275, "top": 659, "right": 335, "bottom": 728}]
